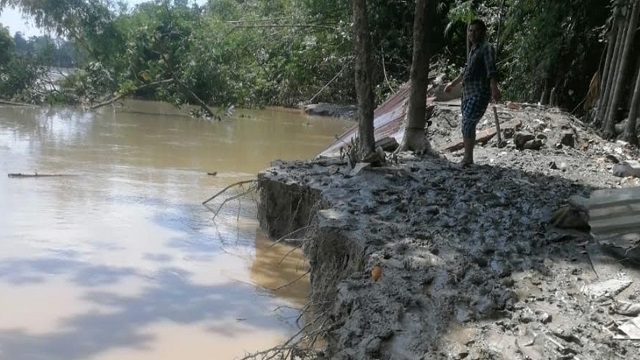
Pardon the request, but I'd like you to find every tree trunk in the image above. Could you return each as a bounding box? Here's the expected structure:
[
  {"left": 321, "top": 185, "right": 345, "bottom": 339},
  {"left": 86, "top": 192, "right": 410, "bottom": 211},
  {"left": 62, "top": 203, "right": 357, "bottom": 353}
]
[
  {"left": 399, "top": 0, "right": 434, "bottom": 153},
  {"left": 603, "top": 1, "right": 639, "bottom": 138},
  {"left": 624, "top": 52, "right": 640, "bottom": 145},
  {"left": 598, "top": 8, "right": 626, "bottom": 125},
  {"left": 352, "top": 0, "right": 376, "bottom": 159},
  {"left": 539, "top": 77, "right": 549, "bottom": 105},
  {"left": 598, "top": 19, "right": 617, "bottom": 110}
]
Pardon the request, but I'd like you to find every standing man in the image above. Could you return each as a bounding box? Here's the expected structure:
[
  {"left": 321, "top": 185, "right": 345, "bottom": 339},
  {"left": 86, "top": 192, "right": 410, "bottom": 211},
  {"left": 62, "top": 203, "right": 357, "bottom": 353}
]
[{"left": 445, "top": 19, "right": 500, "bottom": 165}]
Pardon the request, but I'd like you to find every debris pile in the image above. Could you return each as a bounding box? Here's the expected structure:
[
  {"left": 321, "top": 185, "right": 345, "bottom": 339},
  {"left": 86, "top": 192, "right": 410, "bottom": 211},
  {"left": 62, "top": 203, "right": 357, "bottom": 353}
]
[{"left": 257, "top": 103, "right": 640, "bottom": 359}]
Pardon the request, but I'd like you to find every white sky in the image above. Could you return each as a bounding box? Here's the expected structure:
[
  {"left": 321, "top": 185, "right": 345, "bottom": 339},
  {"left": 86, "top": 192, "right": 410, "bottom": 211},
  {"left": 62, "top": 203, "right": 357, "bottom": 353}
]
[{"left": 0, "top": 0, "right": 206, "bottom": 38}]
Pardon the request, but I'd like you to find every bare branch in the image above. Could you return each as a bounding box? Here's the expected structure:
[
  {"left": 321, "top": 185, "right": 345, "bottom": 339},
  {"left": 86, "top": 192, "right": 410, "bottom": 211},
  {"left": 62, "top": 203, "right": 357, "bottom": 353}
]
[
  {"left": 90, "top": 79, "right": 174, "bottom": 110},
  {"left": 269, "top": 226, "right": 311, "bottom": 248},
  {"left": 231, "top": 24, "right": 337, "bottom": 31},
  {"left": 270, "top": 269, "right": 310, "bottom": 291},
  {"left": 202, "top": 180, "right": 256, "bottom": 205}
]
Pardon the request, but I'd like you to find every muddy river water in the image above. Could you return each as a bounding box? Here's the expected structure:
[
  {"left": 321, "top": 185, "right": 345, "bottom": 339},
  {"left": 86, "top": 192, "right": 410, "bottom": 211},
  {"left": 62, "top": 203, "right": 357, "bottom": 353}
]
[{"left": 0, "top": 101, "right": 351, "bottom": 360}]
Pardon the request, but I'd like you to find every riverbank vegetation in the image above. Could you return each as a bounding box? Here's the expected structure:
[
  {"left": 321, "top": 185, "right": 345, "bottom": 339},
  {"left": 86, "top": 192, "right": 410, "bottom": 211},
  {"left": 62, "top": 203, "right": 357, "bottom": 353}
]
[{"left": 0, "top": 0, "right": 638, "bottom": 139}]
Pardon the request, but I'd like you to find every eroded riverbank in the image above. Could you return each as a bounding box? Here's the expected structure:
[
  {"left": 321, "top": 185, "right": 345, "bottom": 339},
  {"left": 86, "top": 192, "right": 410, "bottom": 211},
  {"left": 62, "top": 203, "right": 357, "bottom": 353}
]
[{"left": 256, "top": 103, "right": 640, "bottom": 359}]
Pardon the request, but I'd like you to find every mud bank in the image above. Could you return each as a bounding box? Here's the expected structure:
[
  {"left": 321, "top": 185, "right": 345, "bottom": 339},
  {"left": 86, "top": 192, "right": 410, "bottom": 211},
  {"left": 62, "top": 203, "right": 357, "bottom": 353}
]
[{"left": 257, "top": 104, "right": 640, "bottom": 360}]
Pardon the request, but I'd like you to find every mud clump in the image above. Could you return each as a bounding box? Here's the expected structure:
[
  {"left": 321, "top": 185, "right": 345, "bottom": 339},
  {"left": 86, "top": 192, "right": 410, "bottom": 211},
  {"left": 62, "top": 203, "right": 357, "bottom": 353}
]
[{"left": 257, "top": 104, "right": 640, "bottom": 359}]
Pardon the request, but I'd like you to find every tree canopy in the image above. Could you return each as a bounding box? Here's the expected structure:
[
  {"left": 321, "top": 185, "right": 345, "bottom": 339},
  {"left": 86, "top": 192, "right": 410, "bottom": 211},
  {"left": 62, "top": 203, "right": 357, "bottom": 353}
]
[{"left": 0, "top": 0, "right": 637, "bottom": 141}]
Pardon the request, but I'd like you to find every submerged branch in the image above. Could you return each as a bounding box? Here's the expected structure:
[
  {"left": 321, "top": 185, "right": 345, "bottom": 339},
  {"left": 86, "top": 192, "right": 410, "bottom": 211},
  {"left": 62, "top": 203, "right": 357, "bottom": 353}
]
[
  {"left": 270, "top": 269, "right": 310, "bottom": 291},
  {"left": 8, "top": 173, "right": 78, "bottom": 178}
]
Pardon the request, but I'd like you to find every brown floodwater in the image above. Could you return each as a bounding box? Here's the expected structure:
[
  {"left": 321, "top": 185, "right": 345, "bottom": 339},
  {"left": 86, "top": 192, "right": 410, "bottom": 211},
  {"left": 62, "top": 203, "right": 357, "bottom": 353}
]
[{"left": 0, "top": 100, "right": 351, "bottom": 360}]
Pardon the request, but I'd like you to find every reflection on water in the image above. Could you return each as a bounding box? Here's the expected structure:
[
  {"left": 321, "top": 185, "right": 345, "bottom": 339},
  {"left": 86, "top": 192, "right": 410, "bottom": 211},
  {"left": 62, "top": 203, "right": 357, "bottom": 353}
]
[
  {"left": 250, "top": 230, "right": 310, "bottom": 307},
  {"left": 0, "top": 101, "right": 351, "bottom": 360}
]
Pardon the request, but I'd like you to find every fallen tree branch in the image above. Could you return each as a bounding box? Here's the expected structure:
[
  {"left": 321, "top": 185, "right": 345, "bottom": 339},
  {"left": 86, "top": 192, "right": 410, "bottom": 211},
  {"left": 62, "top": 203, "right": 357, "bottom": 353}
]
[
  {"left": 207, "top": 186, "right": 257, "bottom": 220},
  {"left": 0, "top": 99, "right": 35, "bottom": 106},
  {"left": 8, "top": 173, "right": 78, "bottom": 178},
  {"left": 158, "top": 51, "right": 219, "bottom": 119},
  {"left": 202, "top": 180, "right": 256, "bottom": 205},
  {"left": 90, "top": 79, "right": 175, "bottom": 110},
  {"left": 239, "top": 312, "right": 323, "bottom": 360},
  {"left": 307, "top": 65, "right": 346, "bottom": 104},
  {"left": 278, "top": 243, "right": 303, "bottom": 265}
]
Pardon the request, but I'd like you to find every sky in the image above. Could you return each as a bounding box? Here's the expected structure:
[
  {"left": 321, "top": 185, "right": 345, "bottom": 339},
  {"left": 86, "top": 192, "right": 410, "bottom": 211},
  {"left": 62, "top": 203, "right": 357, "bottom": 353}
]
[{"left": 0, "top": 0, "right": 206, "bottom": 38}]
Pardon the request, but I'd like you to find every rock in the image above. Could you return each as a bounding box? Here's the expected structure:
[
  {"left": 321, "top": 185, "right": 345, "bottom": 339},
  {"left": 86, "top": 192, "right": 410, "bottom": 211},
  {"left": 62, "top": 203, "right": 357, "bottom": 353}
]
[
  {"left": 537, "top": 311, "right": 553, "bottom": 324},
  {"left": 503, "top": 128, "right": 515, "bottom": 139},
  {"left": 350, "top": 162, "right": 371, "bottom": 176},
  {"left": 303, "top": 103, "right": 357, "bottom": 119},
  {"left": 615, "top": 316, "right": 640, "bottom": 340},
  {"left": 490, "top": 258, "right": 512, "bottom": 277},
  {"left": 560, "top": 131, "right": 576, "bottom": 148},
  {"left": 523, "top": 139, "right": 544, "bottom": 150},
  {"left": 612, "top": 162, "right": 640, "bottom": 178},
  {"left": 507, "top": 101, "right": 520, "bottom": 110},
  {"left": 614, "top": 301, "right": 640, "bottom": 316},
  {"left": 583, "top": 279, "right": 633, "bottom": 300},
  {"left": 514, "top": 131, "right": 535, "bottom": 149},
  {"left": 375, "top": 137, "right": 400, "bottom": 152},
  {"left": 547, "top": 130, "right": 576, "bottom": 149},
  {"left": 364, "top": 336, "right": 382, "bottom": 354},
  {"left": 606, "top": 154, "right": 621, "bottom": 163}
]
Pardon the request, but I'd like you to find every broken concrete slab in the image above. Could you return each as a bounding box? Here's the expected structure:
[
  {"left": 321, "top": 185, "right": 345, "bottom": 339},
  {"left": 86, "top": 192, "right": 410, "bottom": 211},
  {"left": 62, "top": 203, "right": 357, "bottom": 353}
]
[
  {"left": 303, "top": 103, "right": 357, "bottom": 119},
  {"left": 350, "top": 162, "right": 371, "bottom": 176},
  {"left": 523, "top": 139, "right": 544, "bottom": 150},
  {"left": 514, "top": 131, "right": 535, "bottom": 149},
  {"left": 583, "top": 278, "right": 633, "bottom": 300},
  {"left": 614, "top": 301, "right": 640, "bottom": 317},
  {"left": 375, "top": 136, "right": 400, "bottom": 152},
  {"left": 615, "top": 316, "right": 640, "bottom": 340},
  {"left": 612, "top": 161, "right": 640, "bottom": 178}
]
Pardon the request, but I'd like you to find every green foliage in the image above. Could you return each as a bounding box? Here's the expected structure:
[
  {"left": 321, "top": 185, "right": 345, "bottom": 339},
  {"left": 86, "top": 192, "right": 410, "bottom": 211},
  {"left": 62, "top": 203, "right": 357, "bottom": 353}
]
[
  {"left": 0, "top": 0, "right": 620, "bottom": 114},
  {"left": 0, "top": 26, "right": 70, "bottom": 102}
]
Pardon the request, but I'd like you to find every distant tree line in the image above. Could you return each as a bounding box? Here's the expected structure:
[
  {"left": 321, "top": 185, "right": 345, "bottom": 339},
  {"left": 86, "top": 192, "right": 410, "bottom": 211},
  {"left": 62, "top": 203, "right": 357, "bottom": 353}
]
[
  {"left": 0, "top": 0, "right": 637, "bottom": 140},
  {"left": 12, "top": 32, "right": 86, "bottom": 68}
]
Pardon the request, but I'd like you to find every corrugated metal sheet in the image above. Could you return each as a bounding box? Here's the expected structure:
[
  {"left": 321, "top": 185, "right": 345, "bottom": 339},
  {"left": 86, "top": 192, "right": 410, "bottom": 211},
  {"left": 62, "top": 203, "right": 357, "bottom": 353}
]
[
  {"left": 318, "top": 82, "right": 428, "bottom": 157},
  {"left": 588, "top": 187, "right": 640, "bottom": 259},
  {"left": 589, "top": 187, "right": 640, "bottom": 236}
]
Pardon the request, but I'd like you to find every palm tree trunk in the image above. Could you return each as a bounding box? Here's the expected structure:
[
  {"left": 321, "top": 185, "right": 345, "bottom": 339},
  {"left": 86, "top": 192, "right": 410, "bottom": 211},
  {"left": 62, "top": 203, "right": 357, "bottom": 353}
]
[
  {"left": 352, "top": 0, "right": 376, "bottom": 158},
  {"left": 624, "top": 52, "right": 640, "bottom": 145},
  {"left": 399, "top": 0, "right": 433, "bottom": 153},
  {"left": 603, "top": 1, "right": 639, "bottom": 138}
]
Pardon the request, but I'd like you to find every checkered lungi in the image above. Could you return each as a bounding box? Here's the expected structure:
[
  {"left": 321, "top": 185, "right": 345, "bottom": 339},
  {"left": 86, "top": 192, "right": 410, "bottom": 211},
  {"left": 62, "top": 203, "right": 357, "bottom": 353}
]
[{"left": 461, "top": 94, "right": 490, "bottom": 139}]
